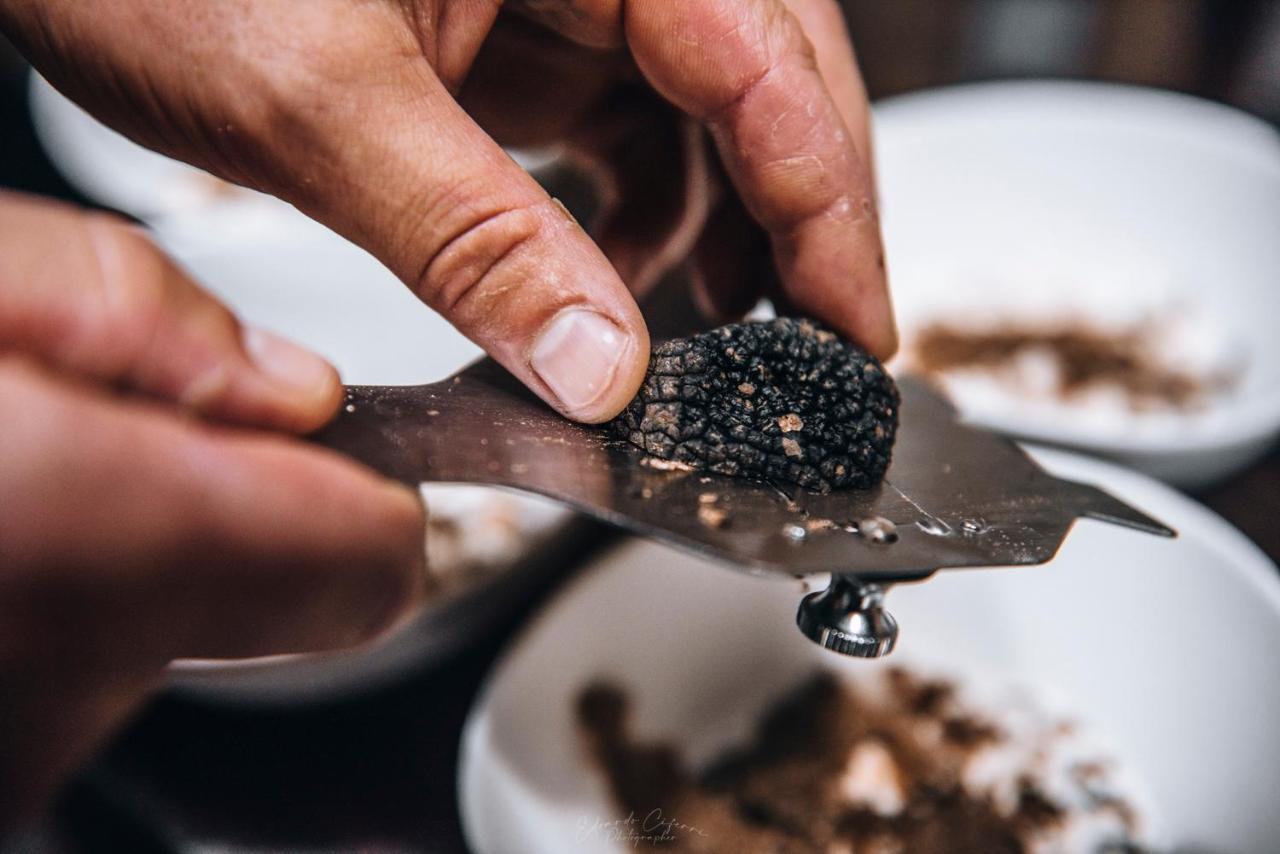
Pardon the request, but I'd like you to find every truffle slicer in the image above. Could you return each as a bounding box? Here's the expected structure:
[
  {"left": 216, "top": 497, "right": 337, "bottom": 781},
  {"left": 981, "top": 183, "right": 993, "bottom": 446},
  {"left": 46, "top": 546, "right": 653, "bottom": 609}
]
[{"left": 312, "top": 359, "right": 1173, "bottom": 658}]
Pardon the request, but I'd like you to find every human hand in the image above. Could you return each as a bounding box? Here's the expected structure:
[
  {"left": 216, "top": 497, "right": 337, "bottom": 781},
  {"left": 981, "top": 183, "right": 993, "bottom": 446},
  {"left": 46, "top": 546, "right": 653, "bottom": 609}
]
[
  {"left": 0, "top": 192, "right": 426, "bottom": 831},
  {"left": 0, "top": 0, "right": 895, "bottom": 423}
]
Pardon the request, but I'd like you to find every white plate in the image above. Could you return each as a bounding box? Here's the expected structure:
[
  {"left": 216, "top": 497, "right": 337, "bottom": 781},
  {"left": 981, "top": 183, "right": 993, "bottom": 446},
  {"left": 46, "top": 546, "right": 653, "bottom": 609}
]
[
  {"left": 874, "top": 81, "right": 1280, "bottom": 488},
  {"left": 458, "top": 447, "right": 1280, "bottom": 853}
]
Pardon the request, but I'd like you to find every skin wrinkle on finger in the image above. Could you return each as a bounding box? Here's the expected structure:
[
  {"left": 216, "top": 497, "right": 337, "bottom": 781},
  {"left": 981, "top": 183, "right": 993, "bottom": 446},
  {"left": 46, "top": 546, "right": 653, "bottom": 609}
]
[
  {"left": 767, "top": 104, "right": 795, "bottom": 139},
  {"left": 630, "top": 0, "right": 815, "bottom": 121},
  {"left": 83, "top": 216, "right": 228, "bottom": 410},
  {"left": 780, "top": 0, "right": 872, "bottom": 166},
  {"left": 411, "top": 194, "right": 596, "bottom": 345},
  {"left": 334, "top": 68, "right": 649, "bottom": 419},
  {"left": 73, "top": 218, "right": 220, "bottom": 402},
  {"left": 708, "top": 76, "right": 861, "bottom": 232},
  {"left": 416, "top": 202, "right": 544, "bottom": 318}
]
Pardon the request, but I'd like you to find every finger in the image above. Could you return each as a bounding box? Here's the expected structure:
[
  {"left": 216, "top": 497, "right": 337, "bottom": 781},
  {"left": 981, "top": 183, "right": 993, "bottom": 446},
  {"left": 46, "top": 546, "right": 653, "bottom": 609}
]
[
  {"left": 0, "top": 358, "right": 427, "bottom": 669},
  {"left": 0, "top": 191, "right": 342, "bottom": 432},
  {"left": 782, "top": 0, "right": 875, "bottom": 174},
  {"left": 625, "top": 0, "right": 898, "bottom": 358},
  {"left": 259, "top": 38, "right": 649, "bottom": 423},
  {"left": 501, "top": 0, "right": 875, "bottom": 166}
]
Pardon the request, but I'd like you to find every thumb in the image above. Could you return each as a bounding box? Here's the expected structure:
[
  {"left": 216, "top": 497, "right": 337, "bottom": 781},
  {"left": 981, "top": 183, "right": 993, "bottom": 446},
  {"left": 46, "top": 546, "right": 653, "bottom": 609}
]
[{"left": 260, "top": 61, "right": 651, "bottom": 423}]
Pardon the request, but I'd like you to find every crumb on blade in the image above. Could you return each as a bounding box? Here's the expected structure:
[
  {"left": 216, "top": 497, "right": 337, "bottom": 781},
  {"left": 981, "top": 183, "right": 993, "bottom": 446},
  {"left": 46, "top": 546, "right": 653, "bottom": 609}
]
[
  {"left": 697, "top": 504, "right": 729, "bottom": 529},
  {"left": 641, "top": 456, "right": 697, "bottom": 472}
]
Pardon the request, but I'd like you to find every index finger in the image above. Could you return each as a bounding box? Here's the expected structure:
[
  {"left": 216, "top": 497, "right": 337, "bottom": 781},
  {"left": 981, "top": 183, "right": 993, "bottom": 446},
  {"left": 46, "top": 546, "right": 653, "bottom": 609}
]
[
  {"left": 782, "top": 0, "right": 874, "bottom": 172},
  {"left": 0, "top": 360, "right": 426, "bottom": 668},
  {"left": 625, "top": 0, "right": 897, "bottom": 357}
]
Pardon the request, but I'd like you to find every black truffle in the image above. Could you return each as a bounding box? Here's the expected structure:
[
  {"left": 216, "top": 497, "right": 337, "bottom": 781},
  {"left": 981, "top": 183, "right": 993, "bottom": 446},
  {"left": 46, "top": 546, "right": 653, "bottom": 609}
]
[{"left": 612, "top": 318, "right": 899, "bottom": 492}]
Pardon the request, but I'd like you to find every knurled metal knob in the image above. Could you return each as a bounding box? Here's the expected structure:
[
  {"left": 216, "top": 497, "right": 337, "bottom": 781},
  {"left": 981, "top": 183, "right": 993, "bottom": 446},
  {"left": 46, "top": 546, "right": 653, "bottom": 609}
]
[{"left": 796, "top": 575, "right": 898, "bottom": 658}]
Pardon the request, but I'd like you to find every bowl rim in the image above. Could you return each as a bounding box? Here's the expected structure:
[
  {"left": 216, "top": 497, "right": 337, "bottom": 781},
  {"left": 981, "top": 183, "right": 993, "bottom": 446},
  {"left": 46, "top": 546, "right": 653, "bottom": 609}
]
[
  {"left": 872, "top": 79, "right": 1280, "bottom": 460},
  {"left": 456, "top": 444, "right": 1280, "bottom": 852}
]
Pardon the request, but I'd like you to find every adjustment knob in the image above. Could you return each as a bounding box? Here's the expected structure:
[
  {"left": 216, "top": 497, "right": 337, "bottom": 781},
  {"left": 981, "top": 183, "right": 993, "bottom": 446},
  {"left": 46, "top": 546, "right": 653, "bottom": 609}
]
[{"left": 796, "top": 575, "right": 898, "bottom": 658}]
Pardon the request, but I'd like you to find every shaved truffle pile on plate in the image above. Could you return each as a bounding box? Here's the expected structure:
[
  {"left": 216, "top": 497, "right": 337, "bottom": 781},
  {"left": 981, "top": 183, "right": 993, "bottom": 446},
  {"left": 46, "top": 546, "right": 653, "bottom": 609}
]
[{"left": 577, "top": 669, "right": 1147, "bottom": 853}]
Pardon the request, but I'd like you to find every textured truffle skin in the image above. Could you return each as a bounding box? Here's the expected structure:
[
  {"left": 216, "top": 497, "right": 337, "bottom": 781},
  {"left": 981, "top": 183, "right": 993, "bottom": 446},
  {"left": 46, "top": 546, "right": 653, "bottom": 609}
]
[{"left": 612, "top": 318, "right": 899, "bottom": 492}]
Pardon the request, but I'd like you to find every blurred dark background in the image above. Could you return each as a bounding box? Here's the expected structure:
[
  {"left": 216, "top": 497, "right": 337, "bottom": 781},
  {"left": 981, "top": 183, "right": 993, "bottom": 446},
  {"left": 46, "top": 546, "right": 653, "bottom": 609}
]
[
  {"left": 2, "top": 2, "right": 1279, "bottom": 853},
  {"left": 4, "top": 1, "right": 1280, "bottom": 205},
  {"left": 845, "top": 0, "right": 1279, "bottom": 119}
]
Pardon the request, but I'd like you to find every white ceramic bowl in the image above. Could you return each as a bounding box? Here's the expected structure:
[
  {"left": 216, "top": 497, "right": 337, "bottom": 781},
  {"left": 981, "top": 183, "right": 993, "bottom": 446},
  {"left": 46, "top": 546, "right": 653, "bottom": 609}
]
[
  {"left": 459, "top": 447, "right": 1280, "bottom": 853},
  {"left": 874, "top": 81, "right": 1280, "bottom": 489}
]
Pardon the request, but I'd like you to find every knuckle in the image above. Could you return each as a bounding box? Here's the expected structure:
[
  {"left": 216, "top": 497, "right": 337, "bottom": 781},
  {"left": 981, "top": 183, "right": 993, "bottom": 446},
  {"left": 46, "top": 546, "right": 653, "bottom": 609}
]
[
  {"left": 83, "top": 217, "right": 243, "bottom": 405},
  {"left": 699, "top": 2, "right": 812, "bottom": 121},
  {"left": 78, "top": 216, "right": 170, "bottom": 371},
  {"left": 414, "top": 195, "right": 548, "bottom": 324}
]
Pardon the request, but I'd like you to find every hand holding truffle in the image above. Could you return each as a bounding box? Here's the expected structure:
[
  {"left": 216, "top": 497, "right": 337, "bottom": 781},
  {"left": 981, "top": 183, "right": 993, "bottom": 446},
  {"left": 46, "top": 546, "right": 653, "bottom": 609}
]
[{"left": 0, "top": 0, "right": 895, "bottom": 422}]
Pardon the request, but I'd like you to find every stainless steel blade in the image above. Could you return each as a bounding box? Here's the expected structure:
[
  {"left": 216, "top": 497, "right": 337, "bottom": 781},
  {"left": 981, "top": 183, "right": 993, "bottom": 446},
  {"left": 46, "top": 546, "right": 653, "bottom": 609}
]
[{"left": 311, "top": 359, "right": 1173, "bottom": 582}]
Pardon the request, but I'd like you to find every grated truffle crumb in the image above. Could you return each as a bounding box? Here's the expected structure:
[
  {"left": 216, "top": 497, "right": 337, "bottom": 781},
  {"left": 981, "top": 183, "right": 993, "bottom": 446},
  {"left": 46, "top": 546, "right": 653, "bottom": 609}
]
[
  {"left": 640, "top": 457, "right": 696, "bottom": 472},
  {"left": 777, "top": 413, "right": 804, "bottom": 432},
  {"left": 697, "top": 504, "right": 729, "bottom": 529}
]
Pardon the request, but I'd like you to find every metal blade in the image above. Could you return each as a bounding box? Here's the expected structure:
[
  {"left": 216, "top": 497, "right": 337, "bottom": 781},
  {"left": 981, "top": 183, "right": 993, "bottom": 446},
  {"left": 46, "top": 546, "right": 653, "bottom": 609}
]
[{"left": 312, "top": 359, "right": 1173, "bottom": 581}]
